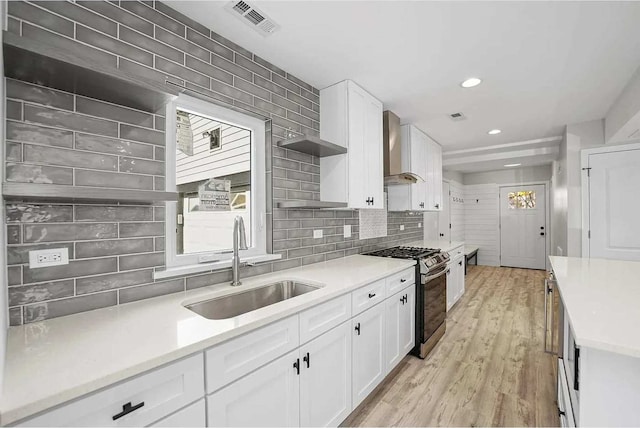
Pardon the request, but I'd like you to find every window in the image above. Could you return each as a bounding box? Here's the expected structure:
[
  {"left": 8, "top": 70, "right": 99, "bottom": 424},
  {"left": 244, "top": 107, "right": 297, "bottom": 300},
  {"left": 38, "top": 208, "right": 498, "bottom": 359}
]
[
  {"left": 508, "top": 190, "right": 536, "bottom": 209},
  {"left": 161, "top": 94, "right": 274, "bottom": 276}
]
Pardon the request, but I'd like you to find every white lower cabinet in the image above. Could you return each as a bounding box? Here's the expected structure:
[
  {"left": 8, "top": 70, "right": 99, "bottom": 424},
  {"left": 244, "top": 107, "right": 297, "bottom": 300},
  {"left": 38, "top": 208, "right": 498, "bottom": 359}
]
[
  {"left": 153, "top": 399, "right": 206, "bottom": 427},
  {"left": 351, "top": 302, "right": 386, "bottom": 408},
  {"left": 385, "top": 285, "right": 415, "bottom": 371},
  {"left": 299, "top": 322, "right": 352, "bottom": 427},
  {"left": 19, "top": 354, "right": 205, "bottom": 427},
  {"left": 207, "top": 349, "right": 300, "bottom": 427},
  {"left": 446, "top": 248, "right": 465, "bottom": 311}
]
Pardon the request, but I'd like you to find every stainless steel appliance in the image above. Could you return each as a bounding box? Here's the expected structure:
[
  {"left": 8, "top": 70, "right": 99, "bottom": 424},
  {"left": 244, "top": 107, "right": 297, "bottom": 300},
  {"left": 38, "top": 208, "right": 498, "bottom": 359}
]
[{"left": 365, "top": 246, "right": 450, "bottom": 358}]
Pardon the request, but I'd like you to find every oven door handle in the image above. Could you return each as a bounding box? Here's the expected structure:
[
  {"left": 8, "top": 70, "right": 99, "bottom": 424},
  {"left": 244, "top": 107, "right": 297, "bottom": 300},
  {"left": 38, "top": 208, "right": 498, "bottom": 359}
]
[{"left": 424, "top": 268, "right": 449, "bottom": 282}]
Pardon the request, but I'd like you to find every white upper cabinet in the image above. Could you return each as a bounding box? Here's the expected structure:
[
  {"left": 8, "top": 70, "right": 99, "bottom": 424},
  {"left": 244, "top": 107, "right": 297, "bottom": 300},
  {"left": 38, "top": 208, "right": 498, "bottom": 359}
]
[
  {"left": 388, "top": 125, "right": 443, "bottom": 211},
  {"left": 320, "top": 80, "right": 384, "bottom": 209}
]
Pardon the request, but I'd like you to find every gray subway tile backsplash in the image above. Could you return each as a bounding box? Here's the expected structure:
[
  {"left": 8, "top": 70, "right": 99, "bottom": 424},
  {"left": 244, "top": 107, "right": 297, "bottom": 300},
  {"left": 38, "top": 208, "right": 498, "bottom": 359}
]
[{"left": 6, "top": 0, "right": 422, "bottom": 325}]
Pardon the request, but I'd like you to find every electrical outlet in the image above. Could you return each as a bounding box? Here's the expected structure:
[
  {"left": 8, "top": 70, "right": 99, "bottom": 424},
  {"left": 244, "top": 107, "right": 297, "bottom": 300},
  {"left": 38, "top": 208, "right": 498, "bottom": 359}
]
[
  {"left": 418, "top": 222, "right": 422, "bottom": 228},
  {"left": 343, "top": 225, "right": 352, "bottom": 238},
  {"left": 313, "top": 229, "right": 323, "bottom": 239},
  {"left": 29, "top": 248, "right": 69, "bottom": 269},
  {"left": 400, "top": 225, "right": 405, "bottom": 231}
]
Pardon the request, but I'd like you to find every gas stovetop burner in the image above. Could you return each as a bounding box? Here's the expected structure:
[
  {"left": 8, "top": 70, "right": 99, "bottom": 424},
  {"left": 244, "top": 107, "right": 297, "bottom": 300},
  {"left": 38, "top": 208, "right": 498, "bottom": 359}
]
[{"left": 365, "top": 246, "right": 440, "bottom": 259}]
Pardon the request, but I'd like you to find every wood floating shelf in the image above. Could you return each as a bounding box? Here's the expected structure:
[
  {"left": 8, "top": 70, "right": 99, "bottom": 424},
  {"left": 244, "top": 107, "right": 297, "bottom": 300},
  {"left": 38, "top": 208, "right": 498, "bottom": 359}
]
[
  {"left": 2, "top": 183, "right": 178, "bottom": 204},
  {"left": 277, "top": 136, "right": 347, "bottom": 157},
  {"left": 2, "top": 31, "right": 179, "bottom": 113},
  {"left": 276, "top": 200, "right": 349, "bottom": 209}
]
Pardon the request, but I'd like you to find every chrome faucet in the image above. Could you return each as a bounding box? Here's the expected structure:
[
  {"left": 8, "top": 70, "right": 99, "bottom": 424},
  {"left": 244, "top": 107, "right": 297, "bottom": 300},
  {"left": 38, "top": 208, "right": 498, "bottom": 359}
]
[{"left": 231, "top": 216, "right": 248, "bottom": 286}]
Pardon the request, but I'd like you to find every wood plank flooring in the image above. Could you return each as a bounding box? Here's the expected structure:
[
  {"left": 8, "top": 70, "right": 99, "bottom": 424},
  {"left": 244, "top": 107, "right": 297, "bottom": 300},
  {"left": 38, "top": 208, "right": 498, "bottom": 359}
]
[{"left": 343, "top": 266, "right": 558, "bottom": 427}]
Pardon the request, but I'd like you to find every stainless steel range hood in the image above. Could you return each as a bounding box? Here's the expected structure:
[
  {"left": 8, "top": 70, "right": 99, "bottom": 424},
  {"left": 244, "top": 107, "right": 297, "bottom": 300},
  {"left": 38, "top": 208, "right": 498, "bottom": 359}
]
[{"left": 383, "top": 111, "right": 421, "bottom": 185}]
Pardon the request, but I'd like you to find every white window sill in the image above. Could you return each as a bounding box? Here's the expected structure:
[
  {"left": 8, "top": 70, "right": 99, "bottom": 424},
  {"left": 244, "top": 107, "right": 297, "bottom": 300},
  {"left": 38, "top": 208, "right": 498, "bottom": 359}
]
[{"left": 153, "top": 253, "right": 283, "bottom": 280}]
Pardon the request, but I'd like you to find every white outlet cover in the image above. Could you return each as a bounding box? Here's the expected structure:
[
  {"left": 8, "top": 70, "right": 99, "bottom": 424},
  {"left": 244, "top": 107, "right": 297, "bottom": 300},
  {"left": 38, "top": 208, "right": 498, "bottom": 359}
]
[
  {"left": 400, "top": 225, "right": 405, "bottom": 231},
  {"left": 418, "top": 222, "right": 422, "bottom": 228},
  {"left": 29, "top": 247, "right": 69, "bottom": 269},
  {"left": 313, "top": 229, "right": 323, "bottom": 239},
  {"left": 343, "top": 224, "right": 352, "bottom": 238}
]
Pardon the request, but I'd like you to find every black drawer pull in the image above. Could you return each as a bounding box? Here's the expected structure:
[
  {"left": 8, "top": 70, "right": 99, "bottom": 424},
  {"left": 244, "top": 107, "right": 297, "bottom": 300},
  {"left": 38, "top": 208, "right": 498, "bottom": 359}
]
[
  {"left": 368, "top": 293, "right": 376, "bottom": 298},
  {"left": 355, "top": 322, "right": 361, "bottom": 335},
  {"left": 400, "top": 278, "right": 407, "bottom": 283},
  {"left": 113, "top": 401, "right": 145, "bottom": 421}
]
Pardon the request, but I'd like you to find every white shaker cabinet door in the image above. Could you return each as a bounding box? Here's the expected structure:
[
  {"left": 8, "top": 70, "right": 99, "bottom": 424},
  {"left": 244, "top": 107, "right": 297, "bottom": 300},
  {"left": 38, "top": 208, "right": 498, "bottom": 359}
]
[
  {"left": 400, "top": 285, "right": 416, "bottom": 358},
  {"left": 385, "top": 285, "right": 416, "bottom": 372},
  {"left": 351, "top": 303, "right": 386, "bottom": 408},
  {"left": 299, "top": 322, "right": 352, "bottom": 427},
  {"left": 207, "top": 350, "right": 300, "bottom": 427}
]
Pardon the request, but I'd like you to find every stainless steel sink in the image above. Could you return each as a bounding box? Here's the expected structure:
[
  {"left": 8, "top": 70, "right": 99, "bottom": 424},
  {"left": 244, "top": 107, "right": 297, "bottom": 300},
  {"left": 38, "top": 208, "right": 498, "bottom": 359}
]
[{"left": 185, "top": 280, "right": 321, "bottom": 320}]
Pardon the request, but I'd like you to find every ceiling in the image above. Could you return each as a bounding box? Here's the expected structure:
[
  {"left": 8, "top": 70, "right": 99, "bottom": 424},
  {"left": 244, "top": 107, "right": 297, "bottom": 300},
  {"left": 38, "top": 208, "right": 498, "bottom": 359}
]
[{"left": 169, "top": 1, "right": 640, "bottom": 170}]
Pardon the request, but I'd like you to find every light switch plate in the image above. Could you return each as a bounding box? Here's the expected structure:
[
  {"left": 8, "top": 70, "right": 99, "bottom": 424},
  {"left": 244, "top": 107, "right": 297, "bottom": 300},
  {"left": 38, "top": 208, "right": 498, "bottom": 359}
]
[
  {"left": 29, "top": 248, "right": 69, "bottom": 269},
  {"left": 313, "top": 229, "right": 323, "bottom": 239},
  {"left": 400, "top": 225, "right": 405, "bottom": 231},
  {"left": 343, "top": 225, "right": 352, "bottom": 238},
  {"left": 418, "top": 222, "right": 422, "bottom": 228}
]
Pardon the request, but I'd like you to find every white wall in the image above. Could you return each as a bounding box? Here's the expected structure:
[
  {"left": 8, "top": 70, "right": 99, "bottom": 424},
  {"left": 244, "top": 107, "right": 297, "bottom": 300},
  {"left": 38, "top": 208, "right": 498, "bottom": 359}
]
[
  {"left": 449, "top": 180, "right": 465, "bottom": 242},
  {"left": 565, "top": 119, "right": 605, "bottom": 256},
  {"left": 464, "top": 184, "right": 500, "bottom": 266},
  {"left": 1, "top": 1, "right": 8, "bottom": 390},
  {"left": 443, "top": 169, "right": 463, "bottom": 183},
  {"left": 462, "top": 165, "right": 552, "bottom": 185},
  {"left": 605, "top": 64, "right": 640, "bottom": 143}
]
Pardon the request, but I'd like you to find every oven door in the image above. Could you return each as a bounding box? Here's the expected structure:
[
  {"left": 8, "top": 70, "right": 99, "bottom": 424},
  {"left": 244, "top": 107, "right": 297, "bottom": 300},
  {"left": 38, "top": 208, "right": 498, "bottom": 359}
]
[{"left": 422, "top": 265, "right": 448, "bottom": 342}]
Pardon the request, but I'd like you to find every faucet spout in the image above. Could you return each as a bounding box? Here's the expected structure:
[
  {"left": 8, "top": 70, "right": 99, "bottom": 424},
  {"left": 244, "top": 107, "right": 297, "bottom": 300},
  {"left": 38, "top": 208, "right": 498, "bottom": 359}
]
[{"left": 231, "top": 216, "right": 248, "bottom": 286}]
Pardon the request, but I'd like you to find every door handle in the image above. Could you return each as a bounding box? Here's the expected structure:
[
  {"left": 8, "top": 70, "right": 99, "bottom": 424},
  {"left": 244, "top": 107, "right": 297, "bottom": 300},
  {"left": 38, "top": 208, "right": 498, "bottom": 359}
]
[
  {"left": 112, "top": 401, "right": 145, "bottom": 421},
  {"left": 355, "top": 322, "right": 361, "bottom": 335},
  {"left": 303, "top": 352, "right": 310, "bottom": 368}
]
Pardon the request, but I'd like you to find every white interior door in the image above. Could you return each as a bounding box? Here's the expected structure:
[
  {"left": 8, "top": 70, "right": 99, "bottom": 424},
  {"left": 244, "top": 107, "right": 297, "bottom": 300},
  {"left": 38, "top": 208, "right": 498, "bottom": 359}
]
[
  {"left": 500, "top": 184, "right": 546, "bottom": 269},
  {"left": 588, "top": 149, "right": 640, "bottom": 260},
  {"left": 438, "top": 181, "right": 451, "bottom": 240}
]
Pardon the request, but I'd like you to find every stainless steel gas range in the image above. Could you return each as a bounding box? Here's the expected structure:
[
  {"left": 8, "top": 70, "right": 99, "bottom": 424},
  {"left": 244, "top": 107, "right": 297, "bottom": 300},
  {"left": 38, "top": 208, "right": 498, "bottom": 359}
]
[{"left": 366, "top": 246, "right": 450, "bottom": 358}]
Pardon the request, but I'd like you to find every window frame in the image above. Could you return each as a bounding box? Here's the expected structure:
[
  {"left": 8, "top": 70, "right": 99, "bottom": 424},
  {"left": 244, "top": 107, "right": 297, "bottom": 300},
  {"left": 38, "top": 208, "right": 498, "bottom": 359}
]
[{"left": 161, "top": 94, "right": 269, "bottom": 276}]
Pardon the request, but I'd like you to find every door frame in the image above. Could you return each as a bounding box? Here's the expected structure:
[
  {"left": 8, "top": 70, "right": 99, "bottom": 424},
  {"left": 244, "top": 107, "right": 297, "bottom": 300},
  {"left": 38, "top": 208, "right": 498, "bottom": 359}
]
[
  {"left": 581, "top": 142, "right": 640, "bottom": 258},
  {"left": 498, "top": 181, "right": 551, "bottom": 271}
]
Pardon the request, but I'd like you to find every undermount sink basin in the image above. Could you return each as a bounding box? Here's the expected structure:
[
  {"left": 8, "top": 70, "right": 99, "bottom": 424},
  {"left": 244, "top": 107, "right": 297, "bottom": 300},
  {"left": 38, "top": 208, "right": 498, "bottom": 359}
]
[{"left": 185, "top": 280, "right": 322, "bottom": 320}]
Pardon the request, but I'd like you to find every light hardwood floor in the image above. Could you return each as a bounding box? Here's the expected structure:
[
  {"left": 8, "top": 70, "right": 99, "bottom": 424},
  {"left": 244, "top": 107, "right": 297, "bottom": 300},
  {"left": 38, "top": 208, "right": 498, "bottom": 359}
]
[{"left": 343, "top": 265, "right": 558, "bottom": 427}]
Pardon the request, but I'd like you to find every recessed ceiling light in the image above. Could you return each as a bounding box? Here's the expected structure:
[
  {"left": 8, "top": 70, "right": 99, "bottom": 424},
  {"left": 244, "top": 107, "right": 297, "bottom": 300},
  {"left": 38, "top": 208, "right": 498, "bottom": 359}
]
[
  {"left": 504, "top": 163, "right": 522, "bottom": 167},
  {"left": 461, "top": 78, "right": 482, "bottom": 88},
  {"left": 488, "top": 129, "right": 502, "bottom": 135}
]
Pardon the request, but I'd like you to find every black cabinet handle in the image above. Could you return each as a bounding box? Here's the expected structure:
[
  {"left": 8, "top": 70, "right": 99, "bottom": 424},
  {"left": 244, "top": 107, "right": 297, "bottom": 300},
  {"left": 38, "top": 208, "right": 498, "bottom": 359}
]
[
  {"left": 404, "top": 294, "right": 408, "bottom": 303},
  {"left": 459, "top": 261, "right": 462, "bottom": 266},
  {"left": 400, "top": 278, "right": 407, "bottom": 283},
  {"left": 303, "top": 352, "right": 310, "bottom": 368},
  {"left": 540, "top": 232, "right": 545, "bottom": 236},
  {"left": 400, "top": 296, "right": 404, "bottom": 304},
  {"left": 574, "top": 345, "right": 580, "bottom": 391},
  {"left": 355, "top": 322, "right": 361, "bottom": 335},
  {"left": 112, "top": 401, "right": 145, "bottom": 421},
  {"left": 293, "top": 358, "right": 300, "bottom": 375},
  {"left": 368, "top": 293, "right": 376, "bottom": 298}
]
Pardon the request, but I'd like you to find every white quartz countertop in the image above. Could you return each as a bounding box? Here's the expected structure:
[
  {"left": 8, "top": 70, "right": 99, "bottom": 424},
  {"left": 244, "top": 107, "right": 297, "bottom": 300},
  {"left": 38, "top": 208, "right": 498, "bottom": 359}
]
[
  {"left": 0, "top": 255, "right": 415, "bottom": 425},
  {"left": 405, "top": 239, "right": 465, "bottom": 254},
  {"left": 549, "top": 256, "right": 640, "bottom": 358}
]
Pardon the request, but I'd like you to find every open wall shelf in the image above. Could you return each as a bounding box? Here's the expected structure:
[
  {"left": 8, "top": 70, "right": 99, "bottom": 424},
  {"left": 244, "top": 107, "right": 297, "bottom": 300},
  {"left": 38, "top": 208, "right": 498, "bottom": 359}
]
[
  {"left": 2, "top": 183, "right": 178, "bottom": 204},
  {"left": 3, "top": 31, "right": 179, "bottom": 113}
]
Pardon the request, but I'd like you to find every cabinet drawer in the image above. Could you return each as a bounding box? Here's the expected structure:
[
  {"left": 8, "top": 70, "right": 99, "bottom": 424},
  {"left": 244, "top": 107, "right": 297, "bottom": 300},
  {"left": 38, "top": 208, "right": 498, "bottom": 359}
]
[
  {"left": 299, "top": 294, "right": 351, "bottom": 344},
  {"left": 449, "top": 246, "right": 463, "bottom": 258},
  {"left": 558, "top": 358, "right": 576, "bottom": 427},
  {"left": 385, "top": 267, "right": 415, "bottom": 295},
  {"left": 152, "top": 399, "right": 205, "bottom": 427},
  {"left": 205, "top": 315, "right": 299, "bottom": 393},
  {"left": 19, "top": 354, "right": 204, "bottom": 427},
  {"left": 351, "top": 279, "right": 386, "bottom": 316}
]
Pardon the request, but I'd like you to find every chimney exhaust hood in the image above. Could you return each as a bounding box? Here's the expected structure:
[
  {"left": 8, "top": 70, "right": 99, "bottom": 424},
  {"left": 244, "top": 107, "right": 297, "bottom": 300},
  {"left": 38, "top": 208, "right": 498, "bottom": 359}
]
[{"left": 383, "top": 111, "right": 422, "bottom": 185}]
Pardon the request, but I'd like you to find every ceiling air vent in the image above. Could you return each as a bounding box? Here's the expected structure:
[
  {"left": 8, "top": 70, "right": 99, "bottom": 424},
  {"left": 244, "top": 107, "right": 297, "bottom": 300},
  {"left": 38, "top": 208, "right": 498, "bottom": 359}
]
[
  {"left": 449, "top": 112, "right": 466, "bottom": 122},
  {"left": 225, "top": 1, "right": 280, "bottom": 37}
]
